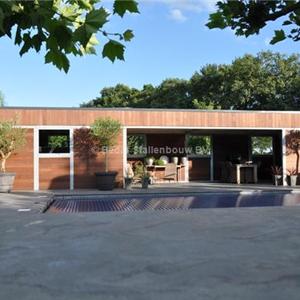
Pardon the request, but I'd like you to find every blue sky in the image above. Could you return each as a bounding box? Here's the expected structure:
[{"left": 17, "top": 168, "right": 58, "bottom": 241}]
[{"left": 1, "top": 0, "right": 299, "bottom": 107}]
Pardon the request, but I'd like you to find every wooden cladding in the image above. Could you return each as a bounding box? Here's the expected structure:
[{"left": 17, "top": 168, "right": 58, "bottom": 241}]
[
  {"left": 73, "top": 128, "right": 123, "bottom": 188},
  {"left": 39, "top": 158, "right": 70, "bottom": 190},
  {"left": 6, "top": 129, "right": 33, "bottom": 190},
  {"left": 1, "top": 108, "right": 300, "bottom": 128}
]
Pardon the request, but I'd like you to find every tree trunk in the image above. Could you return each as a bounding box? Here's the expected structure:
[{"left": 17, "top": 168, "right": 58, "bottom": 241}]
[
  {"left": 296, "top": 151, "right": 299, "bottom": 174},
  {"left": 1, "top": 159, "right": 6, "bottom": 173},
  {"left": 105, "top": 148, "right": 109, "bottom": 172}
]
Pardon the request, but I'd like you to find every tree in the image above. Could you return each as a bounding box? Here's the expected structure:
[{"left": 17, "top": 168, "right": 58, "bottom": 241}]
[
  {"left": 82, "top": 84, "right": 139, "bottom": 108},
  {"left": 149, "top": 79, "right": 192, "bottom": 108},
  {"left": 190, "top": 51, "right": 300, "bottom": 110},
  {"left": 48, "top": 135, "right": 68, "bottom": 153},
  {"left": 82, "top": 51, "right": 300, "bottom": 111},
  {"left": 0, "top": 91, "right": 4, "bottom": 107},
  {"left": 0, "top": 118, "right": 26, "bottom": 172},
  {"left": 190, "top": 64, "right": 229, "bottom": 109},
  {"left": 286, "top": 130, "right": 300, "bottom": 174},
  {"left": 207, "top": 1, "right": 300, "bottom": 44},
  {"left": 90, "top": 117, "right": 121, "bottom": 173},
  {"left": 0, "top": 0, "right": 139, "bottom": 72}
]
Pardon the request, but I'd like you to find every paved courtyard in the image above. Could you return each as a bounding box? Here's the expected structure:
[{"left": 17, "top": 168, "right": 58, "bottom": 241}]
[{"left": 1, "top": 191, "right": 300, "bottom": 300}]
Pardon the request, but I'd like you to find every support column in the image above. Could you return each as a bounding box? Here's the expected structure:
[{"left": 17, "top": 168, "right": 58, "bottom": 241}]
[
  {"left": 282, "top": 129, "right": 287, "bottom": 186},
  {"left": 210, "top": 135, "right": 214, "bottom": 181},
  {"left": 33, "top": 128, "right": 39, "bottom": 191},
  {"left": 69, "top": 128, "right": 74, "bottom": 190},
  {"left": 122, "top": 127, "right": 127, "bottom": 188}
]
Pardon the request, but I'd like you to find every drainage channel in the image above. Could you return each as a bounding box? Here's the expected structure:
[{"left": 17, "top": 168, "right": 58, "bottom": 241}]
[{"left": 45, "top": 192, "right": 300, "bottom": 213}]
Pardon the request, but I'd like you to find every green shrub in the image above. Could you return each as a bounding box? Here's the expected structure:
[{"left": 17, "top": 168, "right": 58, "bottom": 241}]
[
  {"left": 90, "top": 117, "right": 121, "bottom": 172},
  {"left": 0, "top": 119, "right": 26, "bottom": 173}
]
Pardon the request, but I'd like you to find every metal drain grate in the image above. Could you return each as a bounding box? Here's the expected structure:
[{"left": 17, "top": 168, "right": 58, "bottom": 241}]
[
  {"left": 45, "top": 192, "right": 295, "bottom": 213},
  {"left": 48, "top": 196, "right": 201, "bottom": 213}
]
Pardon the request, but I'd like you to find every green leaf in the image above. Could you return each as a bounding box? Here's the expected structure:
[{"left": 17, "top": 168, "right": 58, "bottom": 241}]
[
  {"left": 73, "top": 25, "right": 92, "bottom": 47},
  {"left": 80, "top": 34, "right": 99, "bottom": 55},
  {"left": 19, "top": 33, "right": 31, "bottom": 56},
  {"left": 78, "top": 0, "right": 93, "bottom": 10},
  {"left": 85, "top": 7, "right": 109, "bottom": 34},
  {"left": 31, "top": 34, "right": 43, "bottom": 52},
  {"left": 102, "top": 40, "right": 125, "bottom": 62},
  {"left": 113, "top": 0, "right": 139, "bottom": 17},
  {"left": 14, "top": 26, "right": 22, "bottom": 45},
  {"left": 270, "top": 29, "right": 286, "bottom": 44},
  {"left": 53, "top": 25, "right": 73, "bottom": 50},
  {"left": 206, "top": 12, "right": 227, "bottom": 29},
  {"left": 123, "top": 29, "right": 134, "bottom": 41},
  {"left": 46, "top": 34, "right": 59, "bottom": 51},
  {"left": 0, "top": 8, "right": 4, "bottom": 33},
  {"left": 282, "top": 20, "right": 292, "bottom": 26},
  {"left": 45, "top": 50, "right": 70, "bottom": 73}
]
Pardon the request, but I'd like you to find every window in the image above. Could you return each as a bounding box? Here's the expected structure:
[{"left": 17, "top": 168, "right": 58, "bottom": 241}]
[
  {"left": 127, "top": 134, "right": 146, "bottom": 157},
  {"left": 251, "top": 136, "right": 273, "bottom": 155},
  {"left": 186, "top": 135, "right": 211, "bottom": 156},
  {"left": 39, "top": 130, "right": 70, "bottom": 154}
]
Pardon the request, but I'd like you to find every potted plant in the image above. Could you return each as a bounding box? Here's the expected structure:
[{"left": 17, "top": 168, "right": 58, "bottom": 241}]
[
  {"left": 286, "top": 130, "right": 300, "bottom": 185},
  {"left": 0, "top": 119, "right": 26, "bottom": 192},
  {"left": 172, "top": 156, "right": 179, "bottom": 165},
  {"left": 141, "top": 170, "right": 151, "bottom": 189},
  {"left": 271, "top": 165, "right": 282, "bottom": 186},
  {"left": 154, "top": 159, "right": 165, "bottom": 166},
  {"left": 90, "top": 117, "right": 121, "bottom": 190},
  {"left": 134, "top": 161, "right": 151, "bottom": 188},
  {"left": 181, "top": 156, "right": 188, "bottom": 165},
  {"left": 145, "top": 156, "right": 154, "bottom": 166},
  {"left": 124, "top": 162, "right": 134, "bottom": 190},
  {"left": 287, "top": 168, "right": 298, "bottom": 187}
]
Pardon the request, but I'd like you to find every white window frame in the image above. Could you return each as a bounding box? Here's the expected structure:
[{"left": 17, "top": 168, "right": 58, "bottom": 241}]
[{"left": 38, "top": 129, "right": 71, "bottom": 156}]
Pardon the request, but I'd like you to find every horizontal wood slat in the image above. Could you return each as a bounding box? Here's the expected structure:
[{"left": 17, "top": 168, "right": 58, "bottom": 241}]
[
  {"left": 39, "top": 158, "right": 70, "bottom": 190},
  {"left": 1, "top": 108, "right": 300, "bottom": 128}
]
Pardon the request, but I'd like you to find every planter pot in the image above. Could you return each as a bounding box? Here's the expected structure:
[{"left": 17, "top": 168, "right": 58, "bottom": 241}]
[
  {"left": 95, "top": 171, "right": 117, "bottom": 190},
  {"left": 289, "top": 175, "right": 298, "bottom": 187},
  {"left": 124, "top": 177, "right": 133, "bottom": 190},
  {"left": 181, "top": 157, "right": 188, "bottom": 166},
  {"left": 142, "top": 178, "right": 149, "bottom": 189},
  {"left": 172, "top": 157, "right": 179, "bottom": 165},
  {"left": 146, "top": 158, "right": 154, "bottom": 166},
  {"left": 273, "top": 175, "right": 282, "bottom": 186},
  {"left": 0, "top": 173, "right": 16, "bottom": 193}
]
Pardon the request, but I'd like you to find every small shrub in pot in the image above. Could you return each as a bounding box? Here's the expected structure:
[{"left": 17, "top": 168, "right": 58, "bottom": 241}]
[
  {"left": 271, "top": 165, "right": 282, "bottom": 186},
  {"left": 287, "top": 168, "right": 298, "bottom": 187},
  {"left": 0, "top": 119, "right": 26, "bottom": 192},
  {"left": 90, "top": 117, "right": 121, "bottom": 190}
]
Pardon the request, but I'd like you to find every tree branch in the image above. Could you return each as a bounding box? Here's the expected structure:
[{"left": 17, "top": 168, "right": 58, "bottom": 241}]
[{"left": 264, "top": 2, "right": 300, "bottom": 22}]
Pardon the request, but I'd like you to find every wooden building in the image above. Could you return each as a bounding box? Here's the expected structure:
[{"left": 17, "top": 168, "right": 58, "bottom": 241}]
[{"left": 0, "top": 107, "right": 299, "bottom": 190}]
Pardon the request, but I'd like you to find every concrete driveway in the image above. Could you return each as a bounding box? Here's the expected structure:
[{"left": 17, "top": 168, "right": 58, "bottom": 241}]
[{"left": 1, "top": 192, "right": 300, "bottom": 300}]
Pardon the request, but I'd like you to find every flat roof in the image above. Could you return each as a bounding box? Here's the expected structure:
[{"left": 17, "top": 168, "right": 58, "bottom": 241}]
[{"left": 1, "top": 106, "right": 300, "bottom": 114}]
